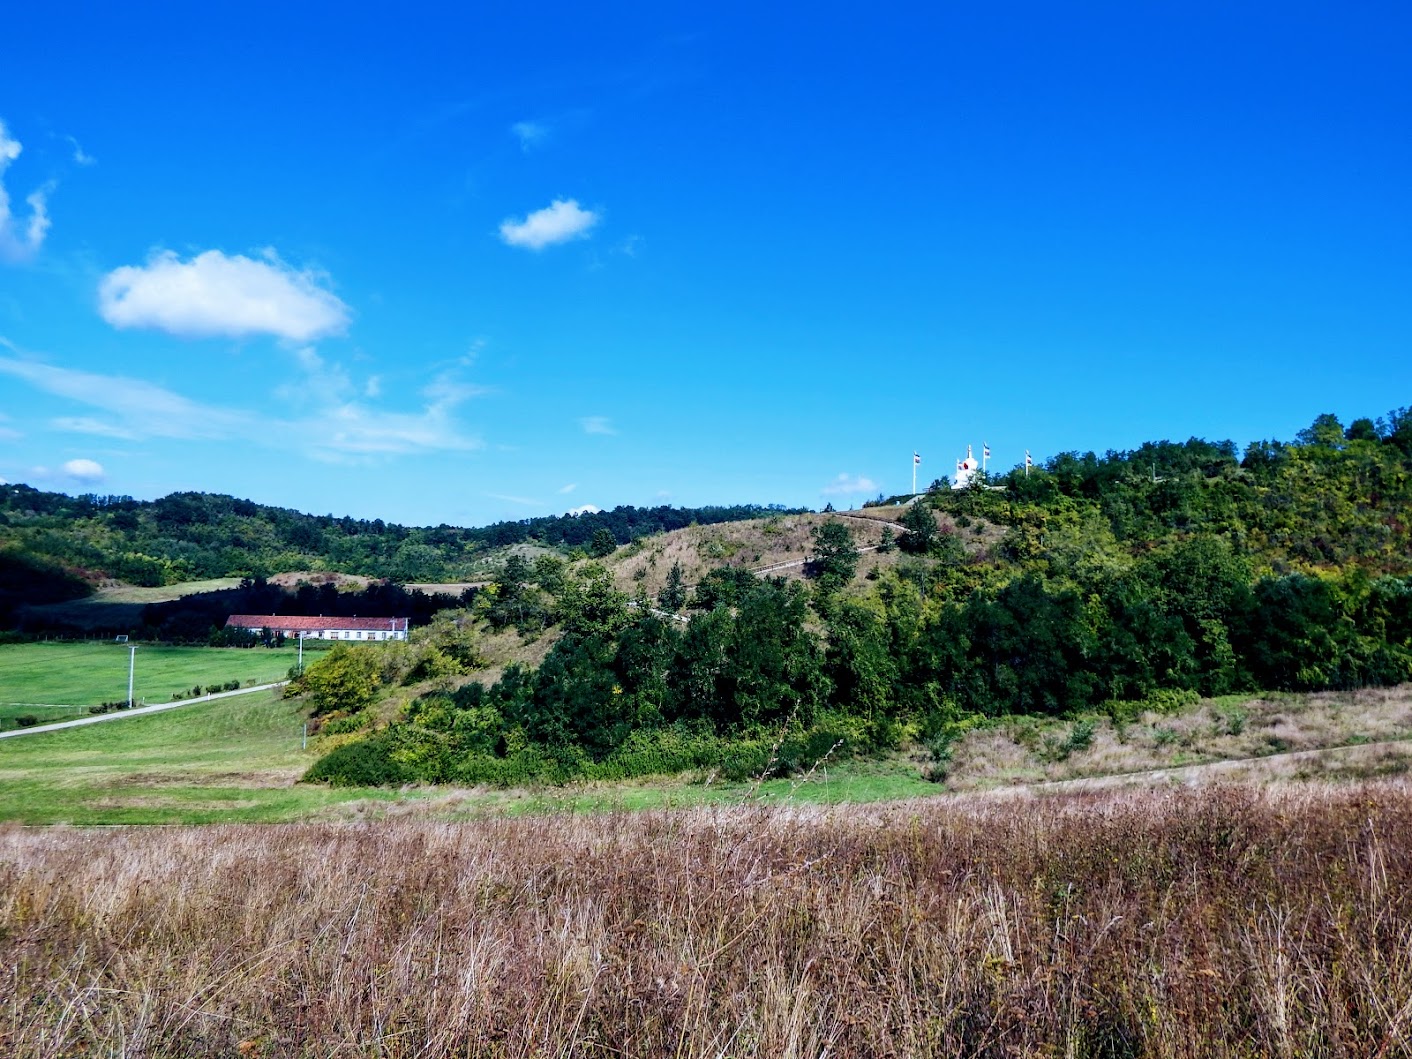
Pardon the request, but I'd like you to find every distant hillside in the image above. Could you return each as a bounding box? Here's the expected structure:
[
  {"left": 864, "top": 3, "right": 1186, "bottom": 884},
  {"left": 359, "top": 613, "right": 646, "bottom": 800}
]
[
  {"left": 0, "top": 485, "right": 801, "bottom": 600},
  {"left": 297, "top": 406, "right": 1412, "bottom": 790}
]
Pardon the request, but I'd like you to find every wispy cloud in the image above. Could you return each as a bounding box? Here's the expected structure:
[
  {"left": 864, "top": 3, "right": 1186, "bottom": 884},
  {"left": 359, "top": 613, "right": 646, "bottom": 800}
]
[
  {"left": 0, "top": 344, "right": 247, "bottom": 440},
  {"left": 500, "top": 199, "right": 600, "bottom": 250},
  {"left": 301, "top": 402, "right": 480, "bottom": 462},
  {"left": 510, "top": 120, "right": 549, "bottom": 152},
  {"left": 61, "top": 458, "right": 105, "bottom": 484},
  {"left": 98, "top": 249, "right": 351, "bottom": 342},
  {"left": 558, "top": 482, "right": 578, "bottom": 494},
  {"left": 579, "top": 416, "right": 615, "bottom": 436},
  {"left": 66, "top": 136, "right": 96, "bottom": 166},
  {"left": 1, "top": 339, "right": 481, "bottom": 462},
  {"left": 0, "top": 119, "right": 51, "bottom": 263},
  {"left": 821, "top": 473, "right": 878, "bottom": 496},
  {"left": 487, "top": 492, "right": 544, "bottom": 508},
  {"left": 50, "top": 416, "right": 138, "bottom": 440}
]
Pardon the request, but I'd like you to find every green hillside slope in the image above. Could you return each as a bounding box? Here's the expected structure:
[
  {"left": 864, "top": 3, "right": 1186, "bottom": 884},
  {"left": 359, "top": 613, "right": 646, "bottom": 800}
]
[{"left": 298, "top": 407, "right": 1412, "bottom": 789}]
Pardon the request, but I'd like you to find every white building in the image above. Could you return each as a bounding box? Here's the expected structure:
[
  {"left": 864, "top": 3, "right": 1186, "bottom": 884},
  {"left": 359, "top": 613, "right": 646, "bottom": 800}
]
[{"left": 224, "top": 614, "right": 410, "bottom": 642}]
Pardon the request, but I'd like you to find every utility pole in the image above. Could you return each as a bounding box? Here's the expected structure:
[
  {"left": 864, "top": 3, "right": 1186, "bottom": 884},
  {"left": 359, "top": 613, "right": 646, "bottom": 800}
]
[
  {"left": 298, "top": 632, "right": 305, "bottom": 673},
  {"left": 912, "top": 451, "right": 920, "bottom": 496},
  {"left": 126, "top": 645, "right": 138, "bottom": 708}
]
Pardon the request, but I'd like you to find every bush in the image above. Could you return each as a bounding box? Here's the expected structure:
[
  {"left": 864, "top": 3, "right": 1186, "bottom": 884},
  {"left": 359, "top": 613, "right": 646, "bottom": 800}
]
[
  {"left": 303, "top": 736, "right": 412, "bottom": 787},
  {"left": 14, "top": 714, "right": 38, "bottom": 728},
  {"left": 319, "top": 711, "right": 372, "bottom": 736}
]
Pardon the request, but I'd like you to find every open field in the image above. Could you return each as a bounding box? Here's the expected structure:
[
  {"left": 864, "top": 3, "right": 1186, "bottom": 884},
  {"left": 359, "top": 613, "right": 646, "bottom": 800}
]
[
  {"left": 0, "top": 642, "right": 301, "bottom": 721},
  {"left": 0, "top": 680, "right": 940, "bottom": 824},
  {"left": 0, "top": 689, "right": 400, "bottom": 823},
  {"left": 2, "top": 782, "right": 1409, "bottom": 1057}
]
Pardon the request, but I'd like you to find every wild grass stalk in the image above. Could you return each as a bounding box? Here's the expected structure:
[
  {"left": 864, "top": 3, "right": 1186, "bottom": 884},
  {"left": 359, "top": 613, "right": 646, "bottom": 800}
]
[{"left": 1, "top": 782, "right": 1410, "bottom": 1056}]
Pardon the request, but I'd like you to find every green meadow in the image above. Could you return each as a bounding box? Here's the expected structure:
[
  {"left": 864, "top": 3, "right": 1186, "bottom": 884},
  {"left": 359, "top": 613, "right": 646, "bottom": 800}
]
[
  {"left": 0, "top": 642, "right": 301, "bottom": 726},
  {"left": 0, "top": 676, "right": 940, "bottom": 824},
  {"left": 0, "top": 689, "right": 400, "bottom": 824}
]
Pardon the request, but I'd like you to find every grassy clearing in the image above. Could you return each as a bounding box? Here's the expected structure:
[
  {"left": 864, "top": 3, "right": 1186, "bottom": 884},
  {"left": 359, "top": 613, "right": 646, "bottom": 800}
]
[
  {"left": 2, "top": 782, "right": 1409, "bottom": 1056},
  {"left": 89, "top": 576, "right": 244, "bottom": 603},
  {"left": 0, "top": 641, "right": 300, "bottom": 713},
  {"left": 18, "top": 576, "right": 243, "bottom": 629},
  {"left": 0, "top": 689, "right": 404, "bottom": 824}
]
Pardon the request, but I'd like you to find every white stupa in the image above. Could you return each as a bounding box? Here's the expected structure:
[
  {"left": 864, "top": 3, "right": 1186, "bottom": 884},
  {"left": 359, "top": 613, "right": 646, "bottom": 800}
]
[{"left": 953, "top": 445, "right": 981, "bottom": 489}]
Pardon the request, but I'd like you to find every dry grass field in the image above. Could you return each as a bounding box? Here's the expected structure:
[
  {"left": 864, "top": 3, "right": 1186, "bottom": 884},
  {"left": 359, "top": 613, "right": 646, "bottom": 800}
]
[
  {"left": 605, "top": 509, "right": 988, "bottom": 597},
  {"left": 942, "top": 685, "right": 1412, "bottom": 792},
  {"left": 607, "top": 512, "right": 862, "bottom": 596},
  {"left": 3, "top": 781, "right": 1410, "bottom": 1057}
]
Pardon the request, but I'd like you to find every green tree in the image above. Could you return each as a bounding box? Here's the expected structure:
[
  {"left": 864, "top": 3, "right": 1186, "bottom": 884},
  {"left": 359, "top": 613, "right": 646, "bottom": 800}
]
[
  {"left": 657, "top": 561, "right": 687, "bottom": 611},
  {"left": 898, "top": 501, "right": 937, "bottom": 554},
  {"left": 808, "top": 521, "right": 859, "bottom": 592},
  {"left": 302, "top": 643, "right": 382, "bottom": 716},
  {"left": 588, "top": 527, "right": 617, "bottom": 558}
]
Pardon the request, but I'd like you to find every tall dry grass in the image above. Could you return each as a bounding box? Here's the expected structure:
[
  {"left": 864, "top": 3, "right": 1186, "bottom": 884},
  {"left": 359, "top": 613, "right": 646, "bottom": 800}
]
[{"left": 3, "top": 782, "right": 1411, "bottom": 1057}]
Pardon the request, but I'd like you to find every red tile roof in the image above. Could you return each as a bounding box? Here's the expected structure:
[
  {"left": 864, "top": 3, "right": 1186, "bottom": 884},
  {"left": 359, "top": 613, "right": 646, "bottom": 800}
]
[{"left": 225, "top": 614, "right": 409, "bottom": 632}]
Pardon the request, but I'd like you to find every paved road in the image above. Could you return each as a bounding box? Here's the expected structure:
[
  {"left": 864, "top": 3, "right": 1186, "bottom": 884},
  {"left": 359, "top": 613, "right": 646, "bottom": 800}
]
[{"left": 0, "top": 682, "right": 289, "bottom": 740}]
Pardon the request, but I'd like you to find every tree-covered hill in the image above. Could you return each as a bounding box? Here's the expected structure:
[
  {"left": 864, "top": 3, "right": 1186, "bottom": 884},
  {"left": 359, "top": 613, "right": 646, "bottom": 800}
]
[
  {"left": 299, "top": 407, "right": 1412, "bottom": 789},
  {"left": 0, "top": 485, "right": 800, "bottom": 592}
]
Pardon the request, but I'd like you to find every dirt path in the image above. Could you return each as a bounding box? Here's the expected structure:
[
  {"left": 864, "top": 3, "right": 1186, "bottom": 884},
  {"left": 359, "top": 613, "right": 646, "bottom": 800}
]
[{"left": 0, "top": 682, "right": 288, "bottom": 740}]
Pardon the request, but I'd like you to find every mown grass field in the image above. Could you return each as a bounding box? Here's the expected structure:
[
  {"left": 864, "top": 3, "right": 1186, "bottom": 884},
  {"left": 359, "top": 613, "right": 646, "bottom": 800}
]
[
  {"left": 0, "top": 673, "right": 940, "bottom": 824},
  {"left": 0, "top": 641, "right": 300, "bottom": 718},
  {"left": 0, "top": 689, "right": 397, "bottom": 823}
]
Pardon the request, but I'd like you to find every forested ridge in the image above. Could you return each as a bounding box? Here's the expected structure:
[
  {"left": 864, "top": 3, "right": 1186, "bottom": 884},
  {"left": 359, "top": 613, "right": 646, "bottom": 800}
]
[
  {"left": 302, "top": 408, "right": 1412, "bottom": 788},
  {"left": 0, "top": 486, "right": 797, "bottom": 617}
]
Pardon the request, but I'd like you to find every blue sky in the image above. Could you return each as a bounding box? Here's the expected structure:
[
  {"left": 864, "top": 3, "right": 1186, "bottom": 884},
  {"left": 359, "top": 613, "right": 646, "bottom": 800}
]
[{"left": 1, "top": 3, "right": 1408, "bottom": 526}]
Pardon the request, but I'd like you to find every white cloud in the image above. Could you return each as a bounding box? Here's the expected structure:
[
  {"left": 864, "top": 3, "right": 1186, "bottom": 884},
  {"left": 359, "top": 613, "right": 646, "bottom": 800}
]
[
  {"left": 98, "top": 249, "right": 351, "bottom": 342},
  {"left": 567, "top": 504, "right": 601, "bottom": 516},
  {"left": 0, "top": 119, "right": 51, "bottom": 263},
  {"left": 821, "top": 473, "right": 878, "bottom": 496},
  {"left": 499, "top": 199, "right": 599, "bottom": 250},
  {"left": 579, "top": 416, "right": 615, "bottom": 436},
  {"left": 62, "top": 458, "right": 105, "bottom": 483},
  {"left": 510, "top": 120, "right": 549, "bottom": 151},
  {"left": 558, "top": 482, "right": 578, "bottom": 494}
]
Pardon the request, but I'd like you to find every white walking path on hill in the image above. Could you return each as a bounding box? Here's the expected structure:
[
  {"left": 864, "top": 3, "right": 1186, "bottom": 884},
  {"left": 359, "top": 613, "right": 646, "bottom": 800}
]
[{"left": 0, "top": 682, "right": 288, "bottom": 740}]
